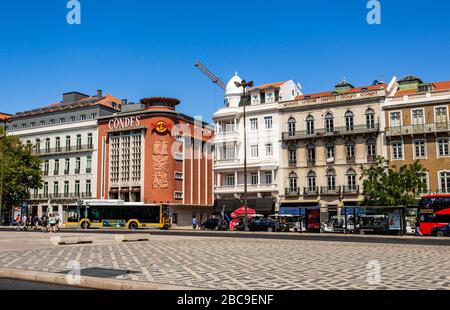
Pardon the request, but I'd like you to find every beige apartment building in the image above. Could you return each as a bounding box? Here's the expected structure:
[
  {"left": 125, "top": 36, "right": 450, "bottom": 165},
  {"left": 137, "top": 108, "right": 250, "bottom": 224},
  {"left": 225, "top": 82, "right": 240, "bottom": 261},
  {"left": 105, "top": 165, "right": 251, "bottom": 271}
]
[
  {"left": 278, "top": 80, "right": 396, "bottom": 228},
  {"left": 384, "top": 76, "right": 450, "bottom": 194}
]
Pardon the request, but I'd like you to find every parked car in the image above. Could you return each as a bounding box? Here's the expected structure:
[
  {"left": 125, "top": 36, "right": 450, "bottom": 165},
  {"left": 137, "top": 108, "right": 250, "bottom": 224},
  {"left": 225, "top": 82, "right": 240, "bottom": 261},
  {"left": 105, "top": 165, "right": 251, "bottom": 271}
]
[
  {"left": 247, "top": 218, "right": 285, "bottom": 232},
  {"left": 431, "top": 224, "right": 450, "bottom": 237},
  {"left": 201, "top": 218, "right": 228, "bottom": 231}
]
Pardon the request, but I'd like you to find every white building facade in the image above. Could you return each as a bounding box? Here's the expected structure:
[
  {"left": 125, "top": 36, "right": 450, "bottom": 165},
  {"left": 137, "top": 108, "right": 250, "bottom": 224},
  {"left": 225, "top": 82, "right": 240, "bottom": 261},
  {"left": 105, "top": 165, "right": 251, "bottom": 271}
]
[
  {"left": 213, "top": 74, "right": 301, "bottom": 215},
  {"left": 6, "top": 91, "right": 121, "bottom": 222}
]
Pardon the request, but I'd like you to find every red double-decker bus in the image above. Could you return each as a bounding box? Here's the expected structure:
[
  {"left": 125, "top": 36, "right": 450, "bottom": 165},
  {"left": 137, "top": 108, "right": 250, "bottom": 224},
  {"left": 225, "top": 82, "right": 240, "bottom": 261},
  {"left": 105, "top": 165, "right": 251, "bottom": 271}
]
[{"left": 419, "top": 194, "right": 450, "bottom": 235}]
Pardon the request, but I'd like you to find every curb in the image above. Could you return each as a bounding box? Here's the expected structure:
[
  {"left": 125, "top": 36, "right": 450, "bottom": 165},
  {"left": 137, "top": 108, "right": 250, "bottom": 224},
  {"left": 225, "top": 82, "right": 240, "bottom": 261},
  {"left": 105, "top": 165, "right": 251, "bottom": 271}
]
[{"left": 0, "top": 268, "right": 203, "bottom": 290}]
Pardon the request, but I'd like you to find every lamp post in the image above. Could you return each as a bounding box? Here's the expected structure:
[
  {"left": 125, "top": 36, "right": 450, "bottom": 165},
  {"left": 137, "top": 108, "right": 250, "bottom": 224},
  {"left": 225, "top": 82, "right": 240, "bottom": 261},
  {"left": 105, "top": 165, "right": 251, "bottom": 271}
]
[{"left": 234, "top": 79, "right": 254, "bottom": 232}]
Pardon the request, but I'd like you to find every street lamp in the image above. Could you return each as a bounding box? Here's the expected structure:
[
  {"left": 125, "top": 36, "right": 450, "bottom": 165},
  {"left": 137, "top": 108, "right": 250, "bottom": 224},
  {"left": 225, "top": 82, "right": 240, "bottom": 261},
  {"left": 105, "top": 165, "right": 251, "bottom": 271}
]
[{"left": 234, "top": 79, "right": 254, "bottom": 232}]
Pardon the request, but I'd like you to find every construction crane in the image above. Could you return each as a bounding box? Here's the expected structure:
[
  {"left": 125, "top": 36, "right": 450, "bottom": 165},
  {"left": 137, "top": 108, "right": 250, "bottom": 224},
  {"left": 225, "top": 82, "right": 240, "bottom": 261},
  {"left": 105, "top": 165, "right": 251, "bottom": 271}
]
[{"left": 195, "top": 61, "right": 226, "bottom": 90}]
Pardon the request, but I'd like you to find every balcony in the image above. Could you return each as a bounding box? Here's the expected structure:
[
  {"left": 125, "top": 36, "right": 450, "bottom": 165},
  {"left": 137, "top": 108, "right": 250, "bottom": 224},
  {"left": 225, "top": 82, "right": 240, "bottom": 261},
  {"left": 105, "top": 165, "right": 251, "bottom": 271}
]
[
  {"left": 321, "top": 186, "right": 341, "bottom": 196},
  {"left": 282, "top": 124, "right": 380, "bottom": 141},
  {"left": 285, "top": 188, "right": 301, "bottom": 197},
  {"left": 367, "top": 155, "right": 377, "bottom": 163},
  {"left": 303, "top": 187, "right": 319, "bottom": 196},
  {"left": 86, "top": 168, "right": 92, "bottom": 174},
  {"left": 43, "top": 171, "right": 49, "bottom": 176},
  {"left": 307, "top": 160, "right": 316, "bottom": 167},
  {"left": 64, "top": 170, "right": 70, "bottom": 175},
  {"left": 215, "top": 131, "right": 238, "bottom": 142},
  {"left": 346, "top": 156, "right": 356, "bottom": 164},
  {"left": 342, "top": 186, "right": 360, "bottom": 195},
  {"left": 289, "top": 160, "right": 297, "bottom": 168},
  {"left": 215, "top": 184, "right": 277, "bottom": 194},
  {"left": 33, "top": 144, "right": 95, "bottom": 157},
  {"left": 386, "top": 123, "right": 450, "bottom": 137},
  {"left": 28, "top": 193, "right": 92, "bottom": 201},
  {"left": 53, "top": 170, "right": 59, "bottom": 176},
  {"left": 75, "top": 169, "right": 81, "bottom": 175}
]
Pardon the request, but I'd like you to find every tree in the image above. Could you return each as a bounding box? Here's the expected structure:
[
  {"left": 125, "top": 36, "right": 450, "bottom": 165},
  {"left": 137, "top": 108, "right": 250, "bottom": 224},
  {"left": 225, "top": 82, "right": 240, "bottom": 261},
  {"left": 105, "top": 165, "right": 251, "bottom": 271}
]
[
  {"left": 360, "top": 156, "right": 427, "bottom": 207},
  {"left": 0, "top": 127, "right": 43, "bottom": 220}
]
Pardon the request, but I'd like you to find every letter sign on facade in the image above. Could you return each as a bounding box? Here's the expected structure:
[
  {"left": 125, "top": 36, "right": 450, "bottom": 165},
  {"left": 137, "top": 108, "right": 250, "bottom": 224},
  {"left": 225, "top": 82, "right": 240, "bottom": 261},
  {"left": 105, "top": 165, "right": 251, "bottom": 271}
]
[{"left": 108, "top": 116, "right": 141, "bottom": 130}]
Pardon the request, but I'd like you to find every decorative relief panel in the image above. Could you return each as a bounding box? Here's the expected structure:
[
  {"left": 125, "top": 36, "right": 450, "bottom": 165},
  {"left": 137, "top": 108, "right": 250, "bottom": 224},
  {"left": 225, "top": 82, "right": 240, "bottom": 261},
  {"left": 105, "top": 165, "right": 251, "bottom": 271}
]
[{"left": 152, "top": 140, "right": 169, "bottom": 189}]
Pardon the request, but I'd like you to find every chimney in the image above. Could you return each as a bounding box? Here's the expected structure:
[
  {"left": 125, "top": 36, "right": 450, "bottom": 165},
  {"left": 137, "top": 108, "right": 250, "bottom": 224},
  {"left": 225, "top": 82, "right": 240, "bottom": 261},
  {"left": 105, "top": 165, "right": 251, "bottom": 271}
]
[
  {"left": 121, "top": 99, "right": 128, "bottom": 105},
  {"left": 97, "top": 90, "right": 103, "bottom": 98}
]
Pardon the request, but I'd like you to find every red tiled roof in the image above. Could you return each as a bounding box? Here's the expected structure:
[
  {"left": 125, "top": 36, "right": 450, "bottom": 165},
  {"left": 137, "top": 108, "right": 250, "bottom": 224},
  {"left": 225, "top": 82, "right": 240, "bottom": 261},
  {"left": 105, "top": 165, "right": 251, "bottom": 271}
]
[
  {"left": 394, "top": 80, "right": 450, "bottom": 97},
  {"left": 295, "top": 84, "right": 387, "bottom": 100},
  {"left": 0, "top": 113, "right": 12, "bottom": 120},
  {"left": 249, "top": 81, "right": 288, "bottom": 92}
]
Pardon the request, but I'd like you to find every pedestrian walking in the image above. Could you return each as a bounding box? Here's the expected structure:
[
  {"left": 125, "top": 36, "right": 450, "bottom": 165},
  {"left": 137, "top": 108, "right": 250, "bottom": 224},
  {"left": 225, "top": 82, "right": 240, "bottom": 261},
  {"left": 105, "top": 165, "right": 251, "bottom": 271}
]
[
  {"left": 55, "top": 213, "right": 61, "bottom": 231},
  {"left": 48, "top": 214, "right": 57, "bottom": 233},
  {"left": 192, "top": 216, "right": 198, "bottom": 230},
  {"left": 41, "top": 213, "right": 48, "bottom": 232},
  {"left": 415, "top": 219, "right": 423, "bottom": 237}
]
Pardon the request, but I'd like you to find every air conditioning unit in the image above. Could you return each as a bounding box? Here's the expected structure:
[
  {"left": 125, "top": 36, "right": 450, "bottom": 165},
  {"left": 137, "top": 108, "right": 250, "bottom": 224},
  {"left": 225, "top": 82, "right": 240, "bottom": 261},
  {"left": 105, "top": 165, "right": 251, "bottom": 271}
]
[{"left": 327, "top": 157, "right": 335, "bottom": 164}]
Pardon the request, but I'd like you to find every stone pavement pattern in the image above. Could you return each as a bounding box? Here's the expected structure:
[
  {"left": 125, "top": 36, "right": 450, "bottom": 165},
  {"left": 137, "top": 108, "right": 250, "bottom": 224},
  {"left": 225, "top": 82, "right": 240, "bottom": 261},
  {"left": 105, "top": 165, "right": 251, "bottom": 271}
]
[{"left": 0, "top": 232, "right": 449, "bottom": 290}]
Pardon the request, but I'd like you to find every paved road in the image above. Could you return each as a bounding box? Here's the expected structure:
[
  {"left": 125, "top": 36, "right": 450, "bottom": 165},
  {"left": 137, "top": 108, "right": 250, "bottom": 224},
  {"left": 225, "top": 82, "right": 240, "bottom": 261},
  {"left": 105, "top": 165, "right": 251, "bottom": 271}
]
[
  {"left": 1, "top": 226, "right": 450, "bottom": 246},
  {"left": 0, "top": 278, "right": 88, "bottom": 290},
  {"left": 0, "top": 231, "right": 449, "bottom": 290}
]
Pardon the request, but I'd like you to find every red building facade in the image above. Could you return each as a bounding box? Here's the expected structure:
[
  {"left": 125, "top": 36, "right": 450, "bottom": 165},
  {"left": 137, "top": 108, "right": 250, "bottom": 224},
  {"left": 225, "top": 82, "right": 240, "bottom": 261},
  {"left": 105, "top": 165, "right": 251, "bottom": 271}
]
[{"left": 96, "top": 97, "right": 214, "bottom": 226}]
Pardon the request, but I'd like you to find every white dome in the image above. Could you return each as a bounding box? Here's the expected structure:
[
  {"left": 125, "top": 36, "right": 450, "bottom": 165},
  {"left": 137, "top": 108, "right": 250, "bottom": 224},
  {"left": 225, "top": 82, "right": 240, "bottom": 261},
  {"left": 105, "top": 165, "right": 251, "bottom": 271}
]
[{"left": 225, "top": 73, "right": 243, "bottom": 96}]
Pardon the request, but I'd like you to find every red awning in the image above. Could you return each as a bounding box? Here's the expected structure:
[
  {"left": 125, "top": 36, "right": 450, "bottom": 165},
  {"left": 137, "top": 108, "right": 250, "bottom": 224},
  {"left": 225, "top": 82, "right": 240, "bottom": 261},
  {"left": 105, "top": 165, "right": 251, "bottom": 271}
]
[{"left": 231, "top": 206, "right": 256, "bottom": 219}]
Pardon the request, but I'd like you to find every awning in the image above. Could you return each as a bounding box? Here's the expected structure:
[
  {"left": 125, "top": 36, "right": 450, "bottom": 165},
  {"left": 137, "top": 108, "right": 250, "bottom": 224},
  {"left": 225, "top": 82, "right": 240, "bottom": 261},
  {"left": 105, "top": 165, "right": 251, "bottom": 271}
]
[
  {"left": 109, "top": 188, "right": 119, "bottom": 194},
  {"left": 120, "top": 188, "right": 130, "bottom": 193},
  {"left": 131, "top": 187, "right": 141, "bottom": 193}
]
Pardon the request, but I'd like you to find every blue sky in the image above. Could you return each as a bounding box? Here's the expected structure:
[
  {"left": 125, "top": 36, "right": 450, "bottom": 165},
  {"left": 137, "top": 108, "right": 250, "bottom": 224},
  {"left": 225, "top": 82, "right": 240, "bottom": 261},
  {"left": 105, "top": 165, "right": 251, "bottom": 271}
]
[{"left": 0, "top": 0, "right": 449, "bottom": 122}]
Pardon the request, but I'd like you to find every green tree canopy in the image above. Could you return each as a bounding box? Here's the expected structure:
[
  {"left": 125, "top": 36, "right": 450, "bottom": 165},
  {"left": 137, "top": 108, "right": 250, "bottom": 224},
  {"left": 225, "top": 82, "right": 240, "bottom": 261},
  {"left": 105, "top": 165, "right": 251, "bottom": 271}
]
[
  {"left": 0, "top": 127, "right": 43, "bottom": 215},
  {"left": 360, "top": 156, "right": 427, "bottom": 207}
]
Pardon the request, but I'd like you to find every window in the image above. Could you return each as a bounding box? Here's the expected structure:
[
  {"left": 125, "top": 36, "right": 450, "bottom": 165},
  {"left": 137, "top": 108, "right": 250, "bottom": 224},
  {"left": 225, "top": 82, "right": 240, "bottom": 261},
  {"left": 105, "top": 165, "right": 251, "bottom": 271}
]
[
  {"left": 390, "top": 112, "right": 402, "bottom": 128},
  {"left": 59, "top": 118, "right": 65, "bottom": 124},
  {"left": 346, "top": 169, "right": 357, "bottom": 190},
  {"left": 414, "top": 140, "right": 426, "bottom": 158},
  {"left": 250, "top": 145, "right": 259, "bottom": 158},
  {"left": 174, "top": 172, "right": 184, "bottom": 180},
  {"left": 438, "top": 138, "right": 450, "bottom": 157},
  {"left": 265, "top": 172, "right": 273, "bottom": 185},
  {"left": 265, "top": 144, "right": 273, "bottom": 157},
  {"left": 12, "top": 125, "right": 17, "bottom": 130},
  {"left": 435, "top": 107, "right": 448, "bottom": 127},
  {"left": 75, "top": 181, "right": 80, "bottom": 196},
  {"left": 345, "top": 111, "right": 354, "bottom": 131},
  {"left": 174, "top": 192, "right": 183, "bottom": 199},
  {"left": 392, "top": 141, "right": 404, "bottom": 160},
  {"left": 86, "top": 180, "right": 92, "bottom": 195},
  {"left": 91, "top": 113, "right": 97, "bottom": 119},
  {"left": 174, "top": 153, "right": 183, "bottom": 161},
  {"left": 54, "top": 159, "right": 60, "bottom": 175},
  {"left": 66, "top": 136, "right": 71, "bottom": 151},
  {"left": 64, "top": 159, "right": 70, "bottom": 174},
  {"left": 223, "top": 145, "right": 235, "bottom": 160},
  {"left": 251, "top": 172, "right": 258, "bottom": 185},
  {"left": 366, "top": 109, "right": 376, "bottom": 129},
  {"left": 87, "top": 133, "right": 93, "bottom": 148},
  {"left": 260, "top": 92, "right": 266, "bottom": 104},
  {"left": 86, "top": 157, "right": 92, "bottom": 173},
  {"left": 326, "top": 169, "right": 336, "bottom": 190},
  {"left": 21, "top": 123, "right": 26, "bottom": 129},
  {"left": 53, "top": 182, "right": 59, "bottom": 195},
  {"left": 307, "top": 171, "right": 316, "bottom": 191},
  {"left": 50, "top": 119, "right": 55, "bottom": 125},
  {"left": 250, "top": 118, "right": 258, "bottom": 131},
  {"left": 264, "top": 116, "right": 273, "bottom": 129},
  {"left": 64, "top": 181, "right": 69, "bottom": 197},
  {"left": 55, "top": 137, "right": 61, "bottom": 152},
  {"left": 43, "top": 161, "right": 49, "bottom": 175},
  {"left": 40, "top": 121, "right": 46, "bottom": 126},
  {"left": 35, "top": 139, "right": 41, "bottom": 154},
  {"left": 440, "top": 172, "right": 450, "bottom": 193},
  {"left": 326, "top": 143, "right": 335, "bottom": 161},
  {"left": 76, "top": 135, "right": 82, "bottom": 150},
  {"left": 325, "top": 113, "right": 334, "bottom": 133},
  {"left": 367, "top": 139, "right": 377, "bottom": 158},
  {"left": 418, "top": 174, "right": 428, "bottom": 194},
  {"left": 306, "top": 116, "right": 315, "bottom": 135},
  {"left": 288, "top": 145, "right": 297, "bottom": 165},
  {"left": 226, "top": 174, "right": 235, "bottom": 187},
  {"left": 412, "top": 109, "right": 425, "bottom": 128},
  {"left": 43, "top": 182, "right": 49, "bottom": 197},
  {"left": 75, "top": 158, "right": 81, "bottom": 174},
  {"left": 289, "top": 172, "right": 298, "bottom": 192},
  {"left": 80, "top": 115, "right": 86, "bottom": 121},
  {"left": 45, "top": 138, "right": 50, "bottom": 153},
  {"left": 307, "top": 144, "right": 316, "bottom": 164},
  {"left": 288, "top": 117, "right": 296, "bottom": 136},
  {"left": 70, "top": 116, "right": 76, "bottom": 122},
  {"left": 346, "top": 141, "right": 355, "bottom": 160},
  {"left": 30, "top": 122, "right": 35, "bottom": 128}
]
